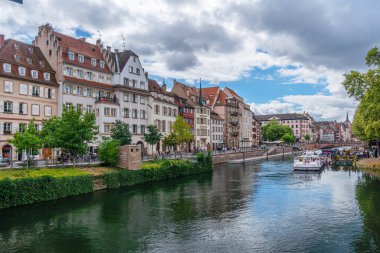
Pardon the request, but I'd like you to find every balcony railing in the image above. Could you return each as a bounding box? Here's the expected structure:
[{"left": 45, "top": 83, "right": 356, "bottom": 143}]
[
  {"left": 230, "top": 131, "right": 239, "bottom": 137},
  {"left": 230, "top": 121, "right": 239, "bottom": 126},
  {"left": 230, "top": 111, "right": 238, "bottom": 116},
  {"left": 95, "top": 96, "right": 118, "bottom": 104}
]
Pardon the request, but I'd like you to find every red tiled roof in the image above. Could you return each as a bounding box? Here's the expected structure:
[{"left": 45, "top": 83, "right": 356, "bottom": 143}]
[
  {"left": 224, "top": 87, "right": 242, "bottom": 100},
  {"left": 199, "top": 86, "right": 219, "bottom": 106},
  {"left": 64, "top": 76, "right": 114, "bottom": 89},
  {"left": 215, "top": 89, "right": 228, "bottom": 105}
]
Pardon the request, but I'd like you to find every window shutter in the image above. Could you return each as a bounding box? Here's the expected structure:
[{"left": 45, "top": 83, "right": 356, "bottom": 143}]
[
  {"left": 4, "top": 81, "right": 9, "bottom": 92},
  {"left": 52, "top": 89, "right": 55, "bottom": 99},
  {"left": 23, "top": 103, "right": 27, "bottom": 114},
  {"left": 14, "top": 103, "right": 19, "bottom": 114},
  {"left": 12, "top": 123, "right": 17, "bottom": 134},
  {"left": 45, "top": 88, "right": 49, "bottom": 98},
  {"left": 29, "top": 85, "right": 33, "bottom": 95},
  {"left": 73, "top": 86, "right": 77, "bottom": 95},
  {"left": 40, "top": 87, "right": 44, "bottom": 97},
  {"left": 9, "top": 81, "right": 13, "bottom": 93},
  {"left": 0, "top": 123, "right": 3, "bottom": 134},
  {"left": 0, "top": 100, "right": 3, "bottom": 113},
  {"left": 93, "top": 89, "right": 97, "bottom": 97}
]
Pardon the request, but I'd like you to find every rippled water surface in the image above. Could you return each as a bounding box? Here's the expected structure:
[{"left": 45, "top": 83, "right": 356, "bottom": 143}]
[{"left": 1, "top": 157, "right": 380, "bottom": 252}]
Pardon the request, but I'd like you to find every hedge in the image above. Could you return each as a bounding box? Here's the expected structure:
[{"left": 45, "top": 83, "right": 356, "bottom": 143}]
[
  {"left": 104, "top": 154, "right": 212, "bottom": 189},
  {"left": 0, "top": 175, "right": 94, "bottom": 209}
]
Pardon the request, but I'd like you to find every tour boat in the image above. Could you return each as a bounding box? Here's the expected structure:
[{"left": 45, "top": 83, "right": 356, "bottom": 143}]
[{"left": 293, "top": 151, "right": 324, "bottom": 171}]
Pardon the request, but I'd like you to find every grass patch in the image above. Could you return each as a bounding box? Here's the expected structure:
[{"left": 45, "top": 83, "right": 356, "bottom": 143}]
[{"left": 0, "top": 168, "right": 90, "bottom": 180}]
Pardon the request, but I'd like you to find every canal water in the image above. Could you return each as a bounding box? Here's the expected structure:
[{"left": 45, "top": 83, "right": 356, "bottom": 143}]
[{"left": 1, "top": 157, "right": 380, "bottom": 252}]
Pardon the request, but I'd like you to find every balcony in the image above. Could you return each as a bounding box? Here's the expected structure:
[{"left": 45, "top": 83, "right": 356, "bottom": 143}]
[
  {"left": 230, "top": 131, "right": 239, "bottom": 137},
  {"left": 230, "top": 111, "right": 238, "bottom": 116},
  {"left": 95, "top": 96, "right": 118, "bottom": 104},
  {"left": 230, "top": 121, "right": 239, "bottom": 126}
]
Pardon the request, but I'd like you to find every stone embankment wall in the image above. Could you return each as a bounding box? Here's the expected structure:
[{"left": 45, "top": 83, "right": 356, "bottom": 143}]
[{"left": 212, "top": 147, "right": 294, "bottom": 164}]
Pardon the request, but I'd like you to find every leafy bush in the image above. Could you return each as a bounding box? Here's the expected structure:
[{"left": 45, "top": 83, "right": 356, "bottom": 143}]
[
  {"left": 98, "top": 139, "right": 120, "bottom": 166},
  {"left": 104, "top": 158, "right": 212, "bottom": 189},
  {"left": 0, "top": 175, "right": 93, "bottom": 209}
]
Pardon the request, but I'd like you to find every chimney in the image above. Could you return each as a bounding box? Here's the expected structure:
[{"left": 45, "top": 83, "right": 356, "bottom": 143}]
[
  {"left": 0, "top": 34, "right": 4, "bottom": 48},
  {"left": 145, "top": 71, "right": 149, "bottom": 80},
  {"left": 79, "top": 37, "right": 86, "bottom": 42}
]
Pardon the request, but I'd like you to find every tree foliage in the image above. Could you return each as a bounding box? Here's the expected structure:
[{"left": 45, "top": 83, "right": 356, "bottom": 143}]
[
  {"left": 342, "top": 47, "right": 380, "bottom": 142},
  {"left": 171, "top": 116, "right": 193, "bottom": 149},
  {"left": 304, "top": 134, "right": 311, "bottom": 142},
  {"left": 143, "top": 125, "right": 162, "bottom": 155},
  {"left": 162, "top": 133, "right": 179, "bottom": 149},
  {"left": 262, "top": 120, "right": 293, "bottom": 141},
  {"left": 281, "top": 133, "right": 295, "bottom": 144},
  {"left": 111, "top": 120, "right": 132, "bottom": 146},
  {"left": 41, "top": 106, "right": 97, "bottom": 157},
  {"left": 98, "top": 138, "right": 120, "bottom": 166}
]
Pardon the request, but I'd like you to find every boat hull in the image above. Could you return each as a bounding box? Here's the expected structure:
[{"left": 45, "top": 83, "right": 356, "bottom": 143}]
[{"left": 293, "top": 165, "right": 323, "bottom": 171}]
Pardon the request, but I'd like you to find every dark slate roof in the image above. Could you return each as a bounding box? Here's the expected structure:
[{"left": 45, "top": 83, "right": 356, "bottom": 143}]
[
  {"left": 116, "top": 50, "right": 138, "bottom": 72},
  {"left": 255, "top": 113, "right": 309, "bottom": 121}
]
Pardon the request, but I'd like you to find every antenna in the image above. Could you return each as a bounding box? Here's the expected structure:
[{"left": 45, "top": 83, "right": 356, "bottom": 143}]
[{"left": 121, "top": 34, "right": 126, "bottom": 51}]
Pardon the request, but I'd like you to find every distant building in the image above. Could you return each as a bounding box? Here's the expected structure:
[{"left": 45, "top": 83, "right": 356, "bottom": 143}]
[
  {"left": 252, "top": 116, "right": 261, "bottom": 147},
  {"left": 210, "top": 111, "right": 224, "bottom": 150},
  {"left": 0, "top": 35, "right": 59, "bottom": 160},
  {"left": 256, "top": 113, "right": 312, "bottom": 142}
]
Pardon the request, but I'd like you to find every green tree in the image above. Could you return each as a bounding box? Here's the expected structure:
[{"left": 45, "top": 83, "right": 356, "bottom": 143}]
[
  {"left": 171, "top": 116, "right": 193, "bottom": 156},
  {"left": 111, "top": 120, "right": 132, "bottom": 146},
  {"left": 10, "top": 120, "right": 43, "bottom": 168},
  {"left": 304, "top": 134, "right": 311, "bottom": 143},
  {"left": 41, "top": 105, "right": 97, "bottom": 167},
  {"left": 162, "top": 133, "right": 179, "bottom": 150},
  {"left": 281, "top": 133, "right": 295, "bottom": 144},
  {"left": 143, "top": 125, "right": 162, "bottom": 156},
  {"left": 262, "top": 120, "right": 293, "bottom": 141},
  {"left": 342, "top": 47, "right": 380, "bottom": 144},
  {"left": 98, "top": 138, "right": 120, "bottom": 166}
]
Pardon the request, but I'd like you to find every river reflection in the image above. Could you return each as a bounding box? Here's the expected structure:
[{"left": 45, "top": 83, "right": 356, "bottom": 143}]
[{"left": 1, "top": 157, "right": 380, "bottom": 252}]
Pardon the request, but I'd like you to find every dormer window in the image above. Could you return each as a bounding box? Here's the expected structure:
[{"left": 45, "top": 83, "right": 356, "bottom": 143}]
[
  {"left": 44, "top": 72, "right": 50, "bottom": 81},
  {"left": 100, "top": 61, "right": 105, "bottom": 68},
  {"left": 18, "top": 67, "right": 26, "bottom": 76},
  {"left": 133, "top": 56, "right": 136, "bottom": 62},
  {"left": 39, "top": 61, "right": 45, "bottom": 67},
  {"left": 14, "top": 43, "right": 19, "bottom": 49},
  {"left": 14, "top": 54, "right": 20, "bottom": 61},
  {"left": 28, "top": 48, "right": 33, "bottom": 54},
  {"left": 68, "top": 51, "right": 74, "bottom": 61},
  {"left": 3, "top": 63, "right": 11, "bottom": 73},
  {"left": 31, "top": 70, "right": 38, "bottom": 79},
  {"left": 91, "top": 58, "right": 96, "bottom": 66},
  {"left": 26, "top": 58, "right": 32, "bottom": 64},
  {"left": 86, "top": 72, "right": 92, "bottom": 80},
  {"left": 78, "top": 55, "right": 84, "bottom": 63}
]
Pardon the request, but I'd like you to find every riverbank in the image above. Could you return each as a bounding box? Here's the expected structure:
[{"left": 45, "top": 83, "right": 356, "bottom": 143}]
[
  {"left": 356, "top": 158, "right": 380, "bottom": 169},
  {"left": 0, "top": 155, "right": 212, "bottom": 210}
]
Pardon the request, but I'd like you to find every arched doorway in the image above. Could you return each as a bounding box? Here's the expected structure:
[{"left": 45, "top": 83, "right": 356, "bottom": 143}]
[
  {"left": 136, "top": 141, "right": 145, "bottom": 158},
  {"left": 2, "top": 144, "right": 12, "bottom": 161}
]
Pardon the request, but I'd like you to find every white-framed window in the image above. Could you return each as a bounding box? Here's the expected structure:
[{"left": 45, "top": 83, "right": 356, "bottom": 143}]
[
  {"left": 132, "top": 94, "right": 137, "bottom": 103},
  {"left": 111, "top": 108, "right": 116, "bottom": 117},
  {"left": 78, "top": 54, "right": 84, "bottom": 63},
  {"left": 136, "top": 68, "right": 140, "bottom": 75},
  {"left": 76, "top": 86, "right": 83, "bottom": 96},
  {"left": 32, "top": 86, "right": 40, "bottom": 97},
  {"left": 14, "top": 54, "right": 20, "bottom": 61},
  {"left": 77, "top": 70, "right": 83, "bottom": 78},
  {"left": 140, "top": 109, "right": 146, "bottom": 119},
  {"left": 43, "top": 72, "right": 50, "bottom": 81},
  {"left": 104, "top": 124, "right": 113, "bottom": 133},
  {"left": 64, "top": 85, "right": 72, "bottom": 94},
  {"left": 68, "top": 51, "right": 74, "bottom": 61},
  {"left": 18, "top": 67, "right": 26, "bottom": 76},
  {"left": 100, "top": 61, "right": 105, "bottom": 68},
  {"left": 19, "top": 123, "right": 26, "bottom": 133},
  {"left": 132, "top": 109, "right": 137, "bottom": 118},
  {"left": 123, "top": 78, "right": 129, "bottom": 86},
  {"left": 19, "top": 83, "right": 28, "bottom": 95},
  {"left": 86, "top": 72, "right": 92, "bottom": 80},
  {"left": 3, "top": 63, "right": 11, "bottom": 73},
  {"left": 3, "top": 123, "right": 12, "bottom": 135},
  {"left": 86, "top": 105, "right": 93, "bottom": 113},
  {"left": 47, "top": 88, "right": 53, "bottom": 99},
  {"left": 44, "top": 105, "right": 52, "bottom": 117},
  {"left": 4, "top": 80, "right": 13, "bottom": 93},
  {"left": 129, "top": 66, "right": 133, "bottom": 73},
  {"left": 65, "top": 67, "right": 73, "bottom": 76},
  {"left": 31, "top": 70, "right": 38, "bottom": 79},
  {"left": 123, "top": 93, "right": 129, "bottom": 102},
  {"left": 141, "top": 125, "right": 145, "bottom": 134},
  {"left": 140, "top": 81, "right": 145, "bottom": 89},
  {"left": 132, "top": 124, "right": 137, "bottom": 134},
  {"left": 85, "top": 88, "right": 92, "bottom": 97},
  {"left": 104, "top": 107, "right": 110, "bottom": 116},
  {"left": 31, "top": 104, "right": 40, "bottom": 116},
  {"left": 65, "top": 103, "right": 73, "bottom": 110},
  {"left": 123, "top": 108, "right": 129, "bottom": 118},
  {"left": 19, "top": 102, "right": 27, "bottom": 115},
  {"left": 91, "top": 58, "right": 96, "bottom": 66},
  {"left": 4, "top": 101, "right": 13, "bottom": 113}
]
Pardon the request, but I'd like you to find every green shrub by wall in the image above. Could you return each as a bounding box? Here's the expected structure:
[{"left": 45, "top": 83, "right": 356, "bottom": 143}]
[
  {"left": 0, "top": 175, "right": 93, "bottom": 209},
  {"left": 104, "top": 155, "right": 212, "bottom": 189}
]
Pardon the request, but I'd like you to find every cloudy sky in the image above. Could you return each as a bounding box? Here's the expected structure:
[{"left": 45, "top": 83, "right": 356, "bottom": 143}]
[{"left": 2, "top": 0, "right": 379, "bottom": 121}]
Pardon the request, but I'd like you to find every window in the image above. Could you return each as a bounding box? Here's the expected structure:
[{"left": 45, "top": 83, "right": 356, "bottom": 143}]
[
  {"left": 132, "top": 80, "right": 137, "bottom": 88},
  {"left": 141, "top": 125, "right": 145, "bottom": 134},
  {"left": 123, "top": 108, "right": 129, "bottom": 118},
  {"left": 140, "top": 97, "right": 145, "bottom": 104},
  {"left": 4, "top": 101, "right": 13, "bottom": 113},
  {"left": 100, "top": 61, "right": 105, "bottom": 68},
  {"left": 104, "top": 124, "right": 113, "bottom": 133},
  {"left": 44, "top": 106, "right": 52, "bottom": 117},
  {"left": 91, "top": 58, "right": 96, "bottom": 66},
  {"left": 136, "top": 68, "right": 140, "bottom": 75},
  {"left": 132, "top": 124, "right": 137, "bottom": 134},
  {"left": 173, "top": 109, "right": 177, "bottom": 117},
  {"left": 77, "top": 70, "right": 83, "bottom": 78},
  {"left": 123, "top": 78, "right": 129, "bottom": 86},
  {"left": 68, "top": 51, "right": 74, "bottom": 60},
  {"left": 65, "top": 67, "right": 73, "bottom": 76},
  {"left": 31, "top": 104, "right": 40, "bottom": 116},
  {"left": 123, "top": 93, "right": 129, "bottom": 102},
  {"left": 86, "top": 105, "right": 93, "bottom": 113},
  {"left": 78, "top": 54, "right": 84, "bottom": 63},
  {"left": 32, "top": 86, "right": 40, "bottom": 97},
  {"left": 14, "top": 43, "right": 19, "bottom": 49},
  {"left": 19, "top": 123, "right": 26, "bottom": 133},
  {"left": 18, "top": 67, "right": 26, "bottom": 76},
  {"left": 111, "top": 108, "right": 116, "bottom": 117},
  {"left": 44, "top": 72, "right": 50, "bottom": 81},
  {"left": 3, "top": 123, "right": 12, "bottom": 135},
  {"left": 140, "top": 110, "right": 146, "bottom": 119},
  {"left": 104, "top": 107, "right": 110, "bottom": 116},
  {"left": 65, "top": 85, "right": 72, "bottom": 94},
  {"left": 19, "top": 83, "right": 28, "bottom": 95},
  {"left": 132, "top": 109, "right": 138, "bottom": 118},
  {"left": 4, "top": 81, "right": 13, "bottom": 93},
  {"left": 140, "top": 81, "right": 145, "bottom": 89},
  {"left": 31, "top": 70, "right": 38, "bottom": 79},
  {"left": 155, "top": 105, "right": 160, "bottom": 114},
  {"left": 26, "top": 58, "right": 32, "bottom": 64},
  {"left": 39, "top": 61, "right": 45, "bottom": 67},
  {"left": 77, "top": 87, "right": 83, "bottom": 96},
  {"left": 65, "top": 103, "right": 73, "bottom": 110},
  {"left": 162, "top": 120, "right": 166, "bottom": 132},
  {"left": 19, "top": 103, "right": 27, "bottom": 114},
  {"left": 3, "top": 63, "right": 11, "bottom": 73},
  {"left": 83, "top": 88, "right": 91, "bottom": 97},
  {"left": 76, "top": 104, "right": 83, "bottom": 111},
  {"left": 132, "top": 94, "right": 137, "bottom": 103},
  {"left": 14, "top": 54, "right": 20, "bottom": 61},
  {"left": 86, "top": 72, "right": 92, "bottom": 80},
  {"left": 129, "top": 66, "right": 133, "bottom": 73}
]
